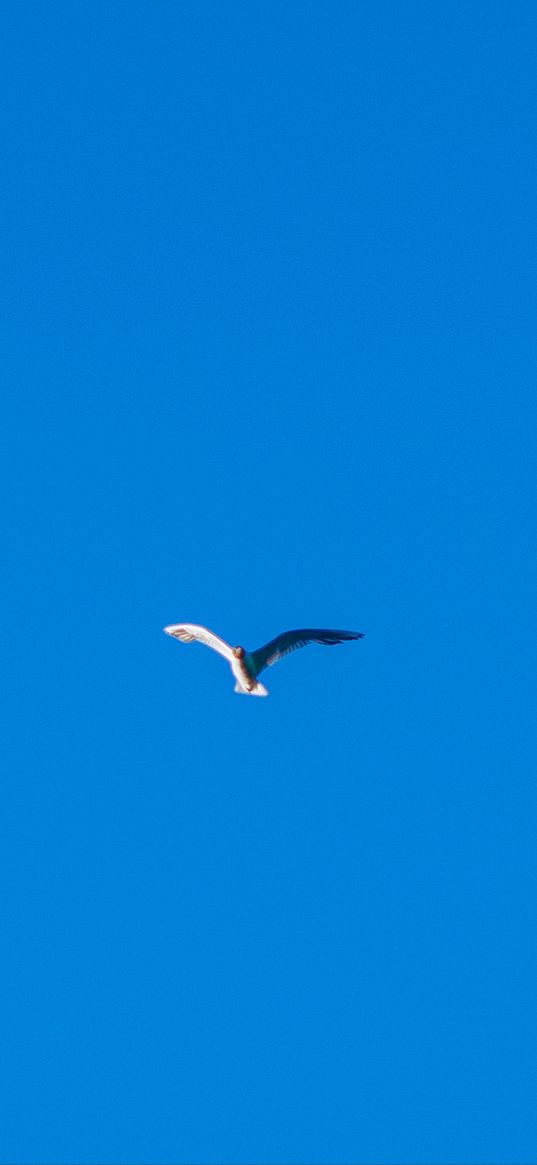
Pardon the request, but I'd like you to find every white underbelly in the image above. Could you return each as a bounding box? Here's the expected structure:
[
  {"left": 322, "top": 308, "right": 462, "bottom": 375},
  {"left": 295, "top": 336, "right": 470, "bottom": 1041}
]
[
  {"left": 230, "top": 658, "right": 268, "bottom": 696},
  {"left": 231, "top": 659, "right": 251, "bottom": 691}
]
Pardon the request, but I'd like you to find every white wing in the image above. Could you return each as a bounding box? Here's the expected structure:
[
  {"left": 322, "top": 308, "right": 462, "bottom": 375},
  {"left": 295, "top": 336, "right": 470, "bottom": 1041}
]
[{"left": 163, "top": 623, "right": 234, "bottom": 662}]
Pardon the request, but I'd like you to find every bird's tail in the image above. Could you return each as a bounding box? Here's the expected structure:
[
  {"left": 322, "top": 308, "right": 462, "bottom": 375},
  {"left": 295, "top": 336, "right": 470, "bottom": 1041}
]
[{"left": 234, "top": 681, "right": 269, "bottom": 697}]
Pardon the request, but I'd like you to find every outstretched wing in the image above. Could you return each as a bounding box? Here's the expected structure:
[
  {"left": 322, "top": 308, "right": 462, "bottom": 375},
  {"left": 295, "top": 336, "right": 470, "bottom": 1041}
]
[
  {"left": 250, "top": 628, "right": 364, "bottom": 675},
  {"left": 163, "top": 623, "right": 234, "bottom": 662}
]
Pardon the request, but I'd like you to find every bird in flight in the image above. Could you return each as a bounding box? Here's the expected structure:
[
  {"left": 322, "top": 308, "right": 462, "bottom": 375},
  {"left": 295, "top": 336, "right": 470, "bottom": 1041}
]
[{"left": 163, "top": 623, "right": 364, "bottom": 696}]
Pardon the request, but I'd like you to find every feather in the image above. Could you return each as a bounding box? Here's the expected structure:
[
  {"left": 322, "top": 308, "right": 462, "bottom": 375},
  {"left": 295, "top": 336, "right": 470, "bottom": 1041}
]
[{"left": 250, "top": 628, "right": 363, "bottom": 675}]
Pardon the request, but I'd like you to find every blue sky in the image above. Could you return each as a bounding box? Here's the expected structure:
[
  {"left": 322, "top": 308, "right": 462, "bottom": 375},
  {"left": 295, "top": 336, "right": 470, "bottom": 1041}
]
[{"left": 2, "top": 2, "right": 536, "bottom": 1162}]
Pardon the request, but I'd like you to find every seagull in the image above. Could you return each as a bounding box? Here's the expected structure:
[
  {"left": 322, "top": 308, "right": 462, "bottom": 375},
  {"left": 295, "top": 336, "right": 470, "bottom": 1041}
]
[{"left": 163, "top": 623, "right": 364, "bottom": 696}]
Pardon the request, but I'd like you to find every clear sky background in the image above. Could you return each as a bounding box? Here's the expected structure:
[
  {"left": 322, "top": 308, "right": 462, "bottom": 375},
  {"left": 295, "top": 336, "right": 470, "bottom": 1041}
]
[{"left": 2, "top": 3, "right": 536, "bottom": 1163}]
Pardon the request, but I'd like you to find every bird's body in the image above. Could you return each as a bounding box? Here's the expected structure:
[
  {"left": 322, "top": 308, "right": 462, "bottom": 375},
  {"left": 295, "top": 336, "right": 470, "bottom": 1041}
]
[
  {"left": 163, "top": 623, "right": 363, "bottom": 696},
  {"left": 230, "top": 652, "right": 268, "bottom": 697}
]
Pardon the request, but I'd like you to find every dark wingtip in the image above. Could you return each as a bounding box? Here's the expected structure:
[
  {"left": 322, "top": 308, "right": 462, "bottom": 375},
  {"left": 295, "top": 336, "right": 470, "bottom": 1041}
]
[{"left": 323, "top": 629, "right": 364, "bottom": 643}]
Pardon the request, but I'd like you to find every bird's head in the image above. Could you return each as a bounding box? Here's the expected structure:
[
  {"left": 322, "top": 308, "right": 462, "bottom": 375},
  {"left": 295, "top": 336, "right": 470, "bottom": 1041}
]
[{"left": 233, "top": 645, "right": 245, "bottom": 660}]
